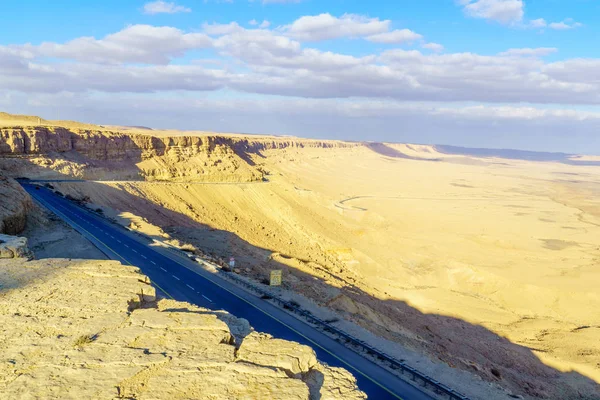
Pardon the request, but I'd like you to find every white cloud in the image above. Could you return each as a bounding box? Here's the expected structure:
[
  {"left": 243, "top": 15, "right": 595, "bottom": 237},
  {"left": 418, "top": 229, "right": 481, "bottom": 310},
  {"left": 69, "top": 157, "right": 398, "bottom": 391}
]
[
  {"left": 143, "top": 1, "right": 191, "bottom": 15},
  {"left": 459, "top": 0, "right": 524, "bottom": 24},
  {"left": 422, "top": 43, "right": 444, "bottom": 53},
  {"left": 458, "top": 3, "right": 582, "bottom": 31},
  {"left": 283, "top": 13, "right": 390, "bottom": 41},
  {"left": 499, "top": 47, "right": 557, "bottom": 57},
  {"left": 23, "top": 25, "right": 211, "bottom": 65},
  {"left": 526, "top": 18, "right": 582, "bottom": 30},
  {"left": 366, "top": 29, "right": 422, "bottom": 44},
  {"left": 246, "top": 19, "right": 271, "bottom": 29},
  {"left": 3, "top": 23, "right": 600, "bottom": 106},
  {"left": 2, "top": 17, "right": 600, "bottom": 153},
  {"left": 542, "top": 59, "right": 600, "bottom": 84},
  {"left": 549, "top": 20, "right": 583, "bottom": 30},
  {"left": 212, "top": 26, "right": 373, "bottom": 71},
  {"left": 529, "top": 18, "right": 547, "bottom": 28}
]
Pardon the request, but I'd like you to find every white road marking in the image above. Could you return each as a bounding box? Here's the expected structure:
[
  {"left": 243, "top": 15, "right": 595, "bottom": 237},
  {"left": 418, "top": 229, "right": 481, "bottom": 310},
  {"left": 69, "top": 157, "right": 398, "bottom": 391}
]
[
  {"left": 117, "top": 240, "right": 122, "bottom": 243},
  {"left": 186, "top": 284, "right": 195, "bottom": 290},
  {"left": 202, "top": 295, "right": 213, "bottom": 302},
  {"left": 141, "top": 255, "right": 147, "bottom": 259},
  {"left": 124, "top": 244, "right": 129, "bottom": 248},
  {"left": 160, "top": 267, "right": 167, "bottom": 272},
  {"left": 132, "top": 249, "right": 138, "bottom": 254},
  {"left": 172, "top": 275, "right": 180, "bottom": 281},
  {"left": 151, "top": 261, "right": 157, "bottom": 265}
]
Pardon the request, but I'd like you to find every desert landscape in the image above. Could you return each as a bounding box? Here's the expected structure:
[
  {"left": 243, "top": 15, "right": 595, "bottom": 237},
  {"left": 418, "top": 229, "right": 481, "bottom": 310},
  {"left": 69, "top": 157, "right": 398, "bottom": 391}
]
[{"left": 0, "top": 112, "right": 599, "bottom": 399}]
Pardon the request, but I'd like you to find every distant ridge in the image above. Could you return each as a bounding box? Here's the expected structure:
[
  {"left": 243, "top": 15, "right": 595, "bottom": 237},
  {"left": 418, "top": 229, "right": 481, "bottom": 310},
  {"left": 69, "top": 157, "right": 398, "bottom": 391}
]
[
  {"left": 1, "top": 111, "right": 598, "bottom": 165},
  {"left": 435, "top": 145, "right": 600, "bottom": 166}
]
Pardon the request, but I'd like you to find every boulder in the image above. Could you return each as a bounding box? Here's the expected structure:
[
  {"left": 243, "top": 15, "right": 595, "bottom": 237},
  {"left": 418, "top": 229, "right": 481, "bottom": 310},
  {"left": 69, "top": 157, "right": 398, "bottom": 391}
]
[
  {"left": 236, "top": 331, "right": 318, "bottom": 378},
  {"left": 305, "top": 364, "right": 367, "bottom": 400},
  {"left": 0, "top": 234, "right": 33, "bottom": 259}
]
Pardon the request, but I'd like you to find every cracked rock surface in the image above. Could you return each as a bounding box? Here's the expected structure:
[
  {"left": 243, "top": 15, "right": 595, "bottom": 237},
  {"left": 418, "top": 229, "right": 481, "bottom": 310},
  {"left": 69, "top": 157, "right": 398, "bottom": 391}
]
[{"left": 0, "top": 258, "right": 366, "bottom": 399}]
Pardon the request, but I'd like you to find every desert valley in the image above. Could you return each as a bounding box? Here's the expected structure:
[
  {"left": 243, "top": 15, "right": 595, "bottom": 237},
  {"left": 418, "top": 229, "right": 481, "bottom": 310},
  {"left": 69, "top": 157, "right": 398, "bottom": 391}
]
[{"left": 1, "top": 112, "right": 599, "bottom": 399}]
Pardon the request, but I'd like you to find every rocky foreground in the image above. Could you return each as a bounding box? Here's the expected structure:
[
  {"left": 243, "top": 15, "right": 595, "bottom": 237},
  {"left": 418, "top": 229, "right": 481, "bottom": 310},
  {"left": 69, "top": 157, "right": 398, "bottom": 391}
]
[{"left": 0, "top": 257, "right": 365, "bottom": 399}]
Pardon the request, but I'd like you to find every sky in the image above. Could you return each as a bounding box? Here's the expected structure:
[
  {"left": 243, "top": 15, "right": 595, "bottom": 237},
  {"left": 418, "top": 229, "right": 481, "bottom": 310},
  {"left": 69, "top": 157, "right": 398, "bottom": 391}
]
[{"left": 1, "top": 0, "right": 599, "bottom": 154}]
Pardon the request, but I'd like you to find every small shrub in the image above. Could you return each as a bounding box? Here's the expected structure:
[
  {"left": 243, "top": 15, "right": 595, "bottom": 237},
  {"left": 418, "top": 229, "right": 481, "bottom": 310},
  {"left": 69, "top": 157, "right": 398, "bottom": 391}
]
[
  {"left": 180, "top": 243, "right": 197, "bottom": 252},
  {"left": 74, "top": 334, "right": 95, "bottom": 347}
]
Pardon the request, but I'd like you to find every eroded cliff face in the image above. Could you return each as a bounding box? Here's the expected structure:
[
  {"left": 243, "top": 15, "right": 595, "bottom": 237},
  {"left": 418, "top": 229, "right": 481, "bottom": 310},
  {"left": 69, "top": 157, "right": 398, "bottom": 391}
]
[
  {"left": 0, "top": 126, "right": 359, "bottom": 182},
  {"left": 0, "top": 172, "right": 31, "bottom": 234},
  {"left": 0, "top": 258, "right": 365, "bottom": 399}
]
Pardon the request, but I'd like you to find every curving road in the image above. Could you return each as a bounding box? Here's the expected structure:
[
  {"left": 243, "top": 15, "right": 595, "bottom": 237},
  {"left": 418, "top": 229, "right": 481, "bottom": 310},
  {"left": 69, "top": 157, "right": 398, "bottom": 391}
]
[{"left": 23, "top": 183, "right": 436, "bottom": 400}]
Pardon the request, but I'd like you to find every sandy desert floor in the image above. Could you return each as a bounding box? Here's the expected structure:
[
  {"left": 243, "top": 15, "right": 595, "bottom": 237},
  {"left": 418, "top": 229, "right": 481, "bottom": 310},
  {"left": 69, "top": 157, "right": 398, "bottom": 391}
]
[{"left": 48, "top": 143, "right": 600, "bottom": 399}]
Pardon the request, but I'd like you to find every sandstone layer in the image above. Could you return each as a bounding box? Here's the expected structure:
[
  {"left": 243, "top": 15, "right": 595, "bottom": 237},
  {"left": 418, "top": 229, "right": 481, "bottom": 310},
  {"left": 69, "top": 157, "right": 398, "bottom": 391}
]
[
  {"left": 0, "top": 258, "right": 365, "bottom": 399},
  {"left": 0, "top": 126, "right": 356, "bottom": 182}
]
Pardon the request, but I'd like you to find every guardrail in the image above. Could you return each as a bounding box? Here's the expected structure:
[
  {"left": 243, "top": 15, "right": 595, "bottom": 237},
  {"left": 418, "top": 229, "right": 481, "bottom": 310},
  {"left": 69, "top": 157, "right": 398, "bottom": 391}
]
[{"left": 31, "top": 182, "right": 470, "bottom": 400}]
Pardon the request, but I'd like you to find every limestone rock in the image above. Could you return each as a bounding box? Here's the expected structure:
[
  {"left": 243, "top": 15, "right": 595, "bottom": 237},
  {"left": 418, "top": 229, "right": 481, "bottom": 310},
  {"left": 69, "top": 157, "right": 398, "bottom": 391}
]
[
  {"left": 0, "top": 126, "right": 358, "bottom": 182},
  {"left": 305, "top": 364, "right": 368, "bottom": 400},
  {"left": 236, "top": 331, "right": 318, "bottom": 377},
  {"left": 0, "top": 258, "right": 365, "bottom": 399},
  {"left": 0, "top": 234, "right": 33, "bottom": 259}
]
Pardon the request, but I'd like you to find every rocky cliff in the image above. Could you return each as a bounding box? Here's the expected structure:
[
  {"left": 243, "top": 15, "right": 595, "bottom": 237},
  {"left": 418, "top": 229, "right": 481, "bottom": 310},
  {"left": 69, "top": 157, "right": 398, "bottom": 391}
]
[
  {"left": 0, "top": 172, "right": 31, "bottom": 234},
  {"left": 0, "top": 126, "right": 359, "bottom": 182},
  {"left": 0, "top": 126, "right": 357, "bottom": 157},
  {"left": 0, "top": 258, "right": 365, "bottom": 399}
]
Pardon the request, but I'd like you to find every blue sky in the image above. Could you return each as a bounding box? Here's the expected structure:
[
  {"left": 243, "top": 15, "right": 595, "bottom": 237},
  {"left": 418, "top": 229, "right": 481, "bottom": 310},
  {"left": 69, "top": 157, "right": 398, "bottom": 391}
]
[
  {"left": 0, "top": 0, "right": 599, "bottom": 153},
  {"left": 1, "top": 0, "right": 596, "bottom": 58}
]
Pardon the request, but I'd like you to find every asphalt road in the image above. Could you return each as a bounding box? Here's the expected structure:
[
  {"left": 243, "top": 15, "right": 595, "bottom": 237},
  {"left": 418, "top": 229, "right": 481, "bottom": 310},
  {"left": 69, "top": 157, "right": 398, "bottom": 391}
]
[{"left": 23, "top": 183, "right": 436, "bottom": 400}]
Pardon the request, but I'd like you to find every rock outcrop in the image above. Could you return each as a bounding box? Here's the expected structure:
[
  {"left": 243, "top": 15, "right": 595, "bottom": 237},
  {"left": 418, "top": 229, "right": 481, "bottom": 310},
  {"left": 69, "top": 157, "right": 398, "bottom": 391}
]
[
  {"left": 0, "top": 234, "right": 33, "bottom": 259},
  {"left": 0, "top": 172, "right": 31, "bottom": 234},
  {"left": 0, "top": 126, "right": 359, "bottom": 182},
  {"left": 0, "top": 126, "right": 357, "bottom": 158},
  {"left": 0, "top": 258, "right": 365, "bottom": 399}
]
